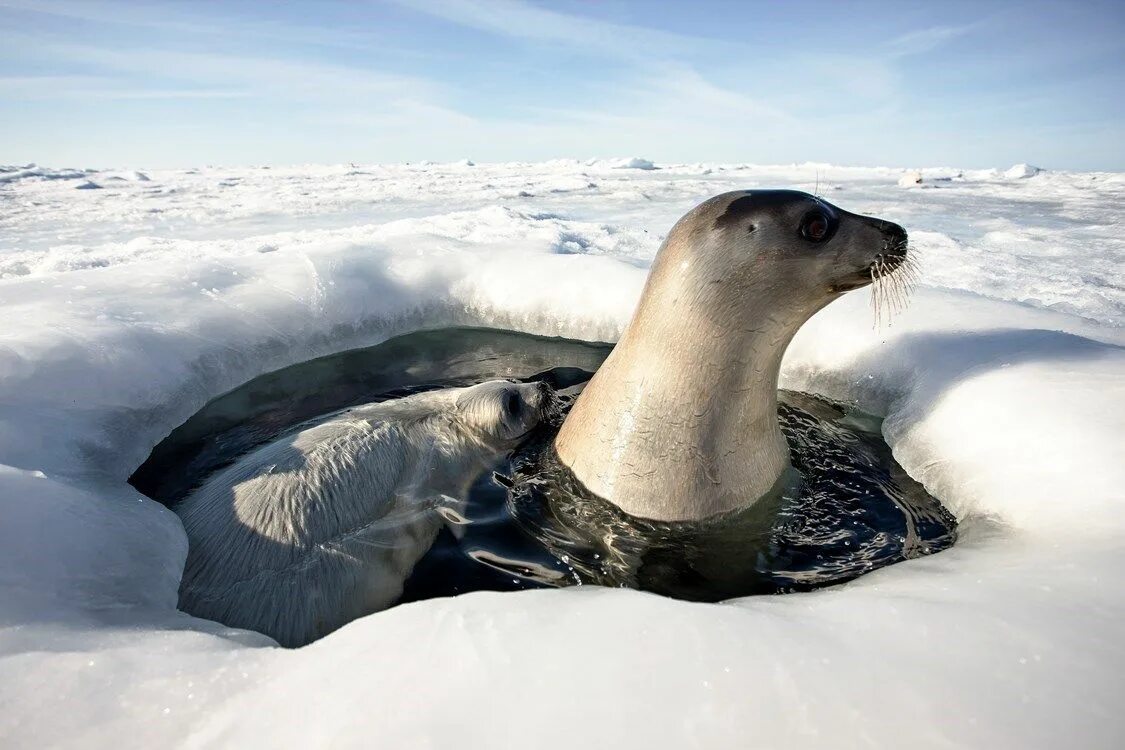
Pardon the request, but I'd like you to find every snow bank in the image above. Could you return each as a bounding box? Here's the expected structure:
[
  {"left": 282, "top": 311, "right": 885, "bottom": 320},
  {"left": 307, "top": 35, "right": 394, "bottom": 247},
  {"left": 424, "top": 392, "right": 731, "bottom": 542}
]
[
  {"left": 103, "top": 170, "right": 151, "bottom": 182},
  {"left": 0, "top": 160, "right": 1122, "bottom": 748},
  {"left": 610, "top": 156, "right": 658, "bottom": 170},
  {"left": 0, "top": 163, "right": 91, "bottom": 184},
  {"left": 1004, "top": 163, "right": 1041, "bottom": 179},
  {"left": 898, "top": 170, "right": 923, "bottom": 187}
]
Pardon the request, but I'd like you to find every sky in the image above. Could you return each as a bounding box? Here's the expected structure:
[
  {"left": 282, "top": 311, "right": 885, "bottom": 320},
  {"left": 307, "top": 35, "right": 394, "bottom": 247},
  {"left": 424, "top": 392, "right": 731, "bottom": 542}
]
[{"left": 1, "top": 0, "right": 1123, "bottom": 170}]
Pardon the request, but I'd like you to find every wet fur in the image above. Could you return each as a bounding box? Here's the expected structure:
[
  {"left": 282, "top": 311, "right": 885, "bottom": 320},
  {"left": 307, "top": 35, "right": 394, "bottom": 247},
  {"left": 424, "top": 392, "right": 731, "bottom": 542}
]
[
  {"left": 555, "top": 190, "right": 912, "bottom": 522},
  {"left": 176, "top": 380, "right": 547, "bottom": 647}
]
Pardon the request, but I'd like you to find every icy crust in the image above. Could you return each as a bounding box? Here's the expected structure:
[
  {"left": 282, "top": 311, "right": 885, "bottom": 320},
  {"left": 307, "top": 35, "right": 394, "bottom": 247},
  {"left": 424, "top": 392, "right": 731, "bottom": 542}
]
[
  {"left": 0, "top": 161, "right": 1124, "bottom": 748},
  {"left": 784, "top": 290, "right": 1125, "bottom": 536},
  {"left": 3, "top": 159, "right": 1122, "bottom": 326}
]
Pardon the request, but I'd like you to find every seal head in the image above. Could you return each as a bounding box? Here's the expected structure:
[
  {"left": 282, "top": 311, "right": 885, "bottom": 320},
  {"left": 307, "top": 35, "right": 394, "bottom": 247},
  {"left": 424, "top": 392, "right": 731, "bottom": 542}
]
[{"left": 554, "top": 190, "right": 908, "bottom": 522}]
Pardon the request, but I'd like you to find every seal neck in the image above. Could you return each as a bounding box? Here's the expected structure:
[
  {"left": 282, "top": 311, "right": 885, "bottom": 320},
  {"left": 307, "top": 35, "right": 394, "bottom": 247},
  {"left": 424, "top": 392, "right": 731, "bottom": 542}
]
[{"left": 555, "top": 266, "right": 818, "bottom": 521}]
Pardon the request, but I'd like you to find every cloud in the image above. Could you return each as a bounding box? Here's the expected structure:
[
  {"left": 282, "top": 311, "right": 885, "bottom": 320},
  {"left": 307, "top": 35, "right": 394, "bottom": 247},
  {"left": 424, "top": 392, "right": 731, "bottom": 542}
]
[
  {"left": 0, "top": 0, "right": 220, "bottom": 34},
  {"left": 391, "top": 0, "right": 799, "bottom": 147},
  {"left": 0, "top": 0, "right": 408, "bottom": 53},
  {"left": 391, "top": 0, "right": 733, "bottom": 63},
  {"left": 887, "top": 24, "right": 978, "bottom": 57},
  {"left": 0, "top": 75, "right": 247, "bottom": 100},
  {"left": 0, "top": 37, "right": 438, "bottom": 105},
  {"left": 564, "top": 64, "right": 797, "bottom": 129}
]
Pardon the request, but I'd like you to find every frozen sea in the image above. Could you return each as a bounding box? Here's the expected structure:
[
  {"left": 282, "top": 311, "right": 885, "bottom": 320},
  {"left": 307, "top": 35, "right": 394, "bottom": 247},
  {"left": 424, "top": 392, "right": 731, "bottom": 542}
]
[{"left": 0, "top": 158, "right": 1122, "bottom": 748}]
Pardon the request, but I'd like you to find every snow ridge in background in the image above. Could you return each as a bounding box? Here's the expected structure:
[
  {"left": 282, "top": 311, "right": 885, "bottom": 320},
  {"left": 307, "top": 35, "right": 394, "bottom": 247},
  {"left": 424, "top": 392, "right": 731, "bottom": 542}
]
[
  {"left": 3, "top": 159, "right": 1121, "bottom": 326},
  {"left": 0, "top": 159, "right": 1123, "bottom": 749}
]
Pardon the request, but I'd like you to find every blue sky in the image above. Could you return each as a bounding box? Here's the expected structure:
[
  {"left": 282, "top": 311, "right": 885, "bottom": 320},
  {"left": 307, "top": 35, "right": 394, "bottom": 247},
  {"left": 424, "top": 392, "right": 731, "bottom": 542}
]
[{"left": 1, "top": 0, "right": 1122, "bottom": 170}]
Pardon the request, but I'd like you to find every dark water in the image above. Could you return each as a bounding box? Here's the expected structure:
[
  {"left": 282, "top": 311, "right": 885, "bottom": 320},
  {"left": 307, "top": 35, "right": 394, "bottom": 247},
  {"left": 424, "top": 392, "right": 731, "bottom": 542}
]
[{"left": 131, "top": 327, "right": 956, "bottom": 604}]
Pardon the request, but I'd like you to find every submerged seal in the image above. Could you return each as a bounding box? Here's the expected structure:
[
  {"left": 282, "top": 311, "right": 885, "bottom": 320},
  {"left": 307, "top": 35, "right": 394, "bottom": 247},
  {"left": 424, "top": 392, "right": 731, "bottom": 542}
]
[
  {"left": 176, "top": 379, "right": 552, "bottom": 647},
  {"left": 554, "top": 190, "right": 909, "bottom": 522}
]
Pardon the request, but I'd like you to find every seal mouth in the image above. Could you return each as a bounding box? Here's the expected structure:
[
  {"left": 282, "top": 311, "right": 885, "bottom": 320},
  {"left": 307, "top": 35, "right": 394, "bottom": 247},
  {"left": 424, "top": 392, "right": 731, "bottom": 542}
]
[
  {"left": 871, "top": 249, "right": 908, "bottom": 275},
  {"left": 830, "top": 269, "right": 876, "bottom": 293},
  {"left": 833, "top": 251, "right": 909, "bottom": 292}
]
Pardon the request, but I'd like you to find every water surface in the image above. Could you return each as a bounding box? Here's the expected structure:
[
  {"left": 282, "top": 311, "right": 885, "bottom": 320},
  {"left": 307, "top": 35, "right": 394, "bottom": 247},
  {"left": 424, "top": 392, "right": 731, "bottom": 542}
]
[{"left": 131, "top": 326, "right": 956, "bottom": 604}]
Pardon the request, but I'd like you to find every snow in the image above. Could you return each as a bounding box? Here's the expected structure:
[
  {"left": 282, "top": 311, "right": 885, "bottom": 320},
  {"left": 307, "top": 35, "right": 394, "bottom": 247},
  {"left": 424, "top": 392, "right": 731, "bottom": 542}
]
[
  {"left": 898, "top": 170, "right": 923, "bottom": 187},
  {"left": 1004, "top": 163, "right": 1042, "bottom": 179},
  {"left": 612, "top": 156, "right": 659, "bottom": 170},
  {"left": 0, "top": 158, "right": 1123, "bottom": 748},
  {"left": 0, "top": 163, "right": 91, "bottom": 184}
]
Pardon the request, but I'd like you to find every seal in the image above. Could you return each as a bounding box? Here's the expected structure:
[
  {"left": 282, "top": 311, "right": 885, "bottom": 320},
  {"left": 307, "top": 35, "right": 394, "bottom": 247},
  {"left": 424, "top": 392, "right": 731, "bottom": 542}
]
[
  {"left": 176, "top": 378, "right": 552, "bottom": 647},
  {"left": 554, "top": 190, "right": 909, "bottom": 522}
]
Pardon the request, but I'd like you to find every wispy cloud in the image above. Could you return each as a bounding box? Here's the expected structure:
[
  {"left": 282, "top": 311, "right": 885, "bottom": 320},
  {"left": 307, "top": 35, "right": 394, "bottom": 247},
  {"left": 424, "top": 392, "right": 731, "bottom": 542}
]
[
  {"left": 390, "top": 0, "right": 729, "bottom": 62},
  {"left": 0, "top": 0, "right": 398, "bottom": 52},
  {"left": 391, "top": 0, "right": 796, "bottom": 144},
  {"left": 0, "top": 24, "right": 442, "bottom": 109},
  {"left": 0, "top": 0, "right": 225, "bottom": 34},
  {"left": 886, "top": 24, "right": 978, "bottom": 57},
  {"left": 50, "top": 45, "right": 432, "bottom": 98},
  {"left": 0, "top": 75, "right": 246, "bottom": 99},
  {"left": 597, "top": 65, "right": 797, "bottom": 125},
  {"left": 0, "top": 0, "right": 457, "bottom": 116}
]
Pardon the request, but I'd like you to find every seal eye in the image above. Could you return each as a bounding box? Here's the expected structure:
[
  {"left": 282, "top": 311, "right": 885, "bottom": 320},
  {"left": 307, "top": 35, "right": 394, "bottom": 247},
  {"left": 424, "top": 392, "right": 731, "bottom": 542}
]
[
  {"left": 503, "top": 390, "right": 522, "bottom": 419},
  {"left": 800, "top": 211, "right": 832, "bottom": 243}
]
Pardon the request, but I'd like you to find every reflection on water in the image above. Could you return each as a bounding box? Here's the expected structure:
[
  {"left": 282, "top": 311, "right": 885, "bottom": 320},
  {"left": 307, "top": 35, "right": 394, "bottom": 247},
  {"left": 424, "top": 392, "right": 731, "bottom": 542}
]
[
  {"left": 131, "top": 327, "right": 956, "bottom": 606},
  {"left": 498, "top": 391, "right": 956, "bottom": 600}
]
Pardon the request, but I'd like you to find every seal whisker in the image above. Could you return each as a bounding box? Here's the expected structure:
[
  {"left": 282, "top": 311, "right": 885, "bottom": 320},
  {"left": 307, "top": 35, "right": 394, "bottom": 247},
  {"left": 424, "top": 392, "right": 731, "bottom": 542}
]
[
  {"left": 868, "top": 249, "right": 913, "bottom": 328},
  {"left": 871, "top": 263, "right": 878, "bottom": 323},
  {"left": 895, "top": 262, "right": 911, "bottom": 311},
  {"left": 891, "top": 259, "right": 908, "bottom": 313},
  {"left": 871, "top": 260, "right": 886, "bottom": 328},
  {"left": 887, "top": 262, "right": 901, "bottom": 322},
  {"left": 870, "top": 241, "right": 922, "bottom": 329}
]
